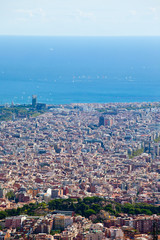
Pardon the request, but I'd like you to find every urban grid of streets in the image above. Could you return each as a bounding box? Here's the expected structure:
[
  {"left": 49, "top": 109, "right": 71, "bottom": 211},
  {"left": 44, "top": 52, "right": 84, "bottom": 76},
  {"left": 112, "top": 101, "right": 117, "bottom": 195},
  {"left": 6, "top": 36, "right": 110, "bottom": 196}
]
[{"left": 0, "top": 102, "right": 160, "bottom": 239}]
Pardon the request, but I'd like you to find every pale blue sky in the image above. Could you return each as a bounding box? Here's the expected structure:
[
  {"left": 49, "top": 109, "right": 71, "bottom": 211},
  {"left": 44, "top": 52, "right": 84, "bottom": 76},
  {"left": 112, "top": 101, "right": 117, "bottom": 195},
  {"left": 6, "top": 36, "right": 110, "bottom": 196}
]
[{"left": 0, "top": 0, "right": 160, "bottom": 36}]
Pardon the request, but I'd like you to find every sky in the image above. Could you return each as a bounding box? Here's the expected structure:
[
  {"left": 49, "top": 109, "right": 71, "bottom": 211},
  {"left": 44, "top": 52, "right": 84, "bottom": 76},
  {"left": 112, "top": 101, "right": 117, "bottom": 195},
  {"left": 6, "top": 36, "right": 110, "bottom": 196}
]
[{"left": 0, "top": 0, "right": 160, "bottom": 36}]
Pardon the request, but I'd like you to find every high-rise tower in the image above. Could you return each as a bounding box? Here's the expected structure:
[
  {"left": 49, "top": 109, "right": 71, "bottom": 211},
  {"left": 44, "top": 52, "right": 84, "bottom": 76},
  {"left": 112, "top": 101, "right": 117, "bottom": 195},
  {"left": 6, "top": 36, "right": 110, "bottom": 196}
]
[{"left": 32, "top": 95, "right": 37, "bottom": 108}]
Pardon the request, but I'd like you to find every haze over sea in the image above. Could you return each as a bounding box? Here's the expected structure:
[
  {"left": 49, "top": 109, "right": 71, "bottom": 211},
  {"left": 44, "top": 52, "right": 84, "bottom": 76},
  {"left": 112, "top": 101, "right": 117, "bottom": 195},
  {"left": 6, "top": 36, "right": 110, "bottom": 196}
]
[{"left": 0, "top": 36, "right": 160, "bottom": 105}]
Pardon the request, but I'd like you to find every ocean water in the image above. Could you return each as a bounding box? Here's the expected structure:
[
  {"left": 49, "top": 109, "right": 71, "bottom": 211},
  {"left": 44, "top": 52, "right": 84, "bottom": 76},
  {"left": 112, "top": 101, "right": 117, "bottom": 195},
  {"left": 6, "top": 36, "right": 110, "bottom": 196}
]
[{"left": 0, "top": 36, "right": 160, "bottom": 105}]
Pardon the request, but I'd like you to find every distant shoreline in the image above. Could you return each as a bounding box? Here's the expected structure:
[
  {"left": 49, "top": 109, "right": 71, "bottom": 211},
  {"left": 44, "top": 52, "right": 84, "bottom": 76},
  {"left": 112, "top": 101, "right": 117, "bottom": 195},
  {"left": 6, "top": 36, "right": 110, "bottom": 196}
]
[{"left": 1, "top": 100, "right": 160, "bottom": 107}]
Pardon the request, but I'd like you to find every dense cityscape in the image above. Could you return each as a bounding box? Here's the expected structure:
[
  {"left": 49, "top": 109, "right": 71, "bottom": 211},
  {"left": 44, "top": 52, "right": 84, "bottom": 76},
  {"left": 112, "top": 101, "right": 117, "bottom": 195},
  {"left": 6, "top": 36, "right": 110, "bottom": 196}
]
[{"left": 0, "top": 97, "right": 160, "bottom": 239}]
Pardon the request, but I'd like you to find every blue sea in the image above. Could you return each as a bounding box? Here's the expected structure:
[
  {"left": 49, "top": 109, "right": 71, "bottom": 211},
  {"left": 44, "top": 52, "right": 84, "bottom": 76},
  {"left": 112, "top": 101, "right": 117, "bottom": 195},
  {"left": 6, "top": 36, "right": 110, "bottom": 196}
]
[{"left": 0, "top": 36, "right": 160, "bottom": 105}]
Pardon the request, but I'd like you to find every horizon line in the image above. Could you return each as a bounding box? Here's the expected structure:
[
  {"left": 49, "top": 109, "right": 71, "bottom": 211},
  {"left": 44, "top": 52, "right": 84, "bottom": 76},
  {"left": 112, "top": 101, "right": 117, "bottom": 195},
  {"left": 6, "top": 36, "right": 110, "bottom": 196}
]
[{"left": 0, "top": 34, "right": 160, "bottom": 37}]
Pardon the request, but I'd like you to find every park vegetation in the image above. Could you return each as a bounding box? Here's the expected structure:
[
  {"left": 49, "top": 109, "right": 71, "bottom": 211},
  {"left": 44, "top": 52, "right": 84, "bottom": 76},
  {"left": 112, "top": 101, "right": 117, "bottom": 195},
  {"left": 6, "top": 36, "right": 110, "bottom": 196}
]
[
  {"left": 0, "top": 105, "right": 45, "bottom": 121},
  {"left": 154, "top": 136, "right": 160, "bottom": 143},
  {"left": 0, "top": 197, "right": 160, "bottom": 221},
  {"left": 128, "top": 148, "right": 144, "bottom": 159}
]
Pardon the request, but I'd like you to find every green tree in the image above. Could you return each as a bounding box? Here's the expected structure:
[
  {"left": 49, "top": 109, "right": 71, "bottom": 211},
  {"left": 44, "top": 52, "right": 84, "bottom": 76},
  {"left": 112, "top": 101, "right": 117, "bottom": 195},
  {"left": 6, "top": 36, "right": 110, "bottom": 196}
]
[
  {"left": 84, "top": 209, "right": 96, "bottom": 218},
  {"left": 5, "top": 191, "right": 15, "bottom": 200},
  {"left": 76, "top": 203, "right": 89, "bottom": 215},
  {"left": 0, "top": 211, "right": 7, "bottom": 219},
  {"left": 91, "top": 204, "right": 101, "bottom": 213}
]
